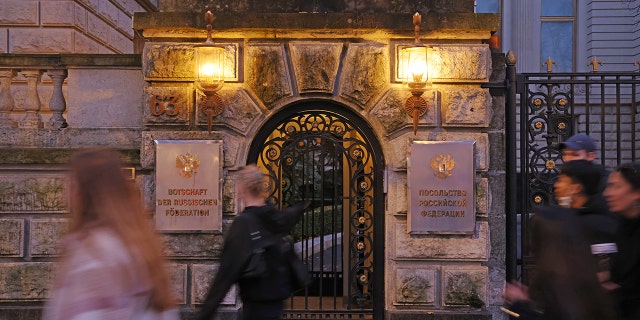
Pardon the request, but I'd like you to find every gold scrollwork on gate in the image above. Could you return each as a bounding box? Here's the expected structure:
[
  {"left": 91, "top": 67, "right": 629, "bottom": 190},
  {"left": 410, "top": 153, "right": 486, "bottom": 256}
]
[
  {"left": 545, "top": 160, "right": 556, "bottom": 170},
  {"left": 558, "top": 98, "right": 567, "bottom": 106},
  {"left": 534, "top": 195, "right": 543, "bottom": 204},
  {"left": 533, "top": 98, "right": 543, "bottom": 106}
]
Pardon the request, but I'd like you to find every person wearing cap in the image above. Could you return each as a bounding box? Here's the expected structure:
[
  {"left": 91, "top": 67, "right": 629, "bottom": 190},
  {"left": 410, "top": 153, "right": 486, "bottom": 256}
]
[
  {"left": 559, "top": 133, "right": 609, "bottom": 194},
  {"left": 554, "top": 160, "right": 619, "bottom": 282},
  {"left": 559, "top": 133, "right": 597, "bottom": 162}
]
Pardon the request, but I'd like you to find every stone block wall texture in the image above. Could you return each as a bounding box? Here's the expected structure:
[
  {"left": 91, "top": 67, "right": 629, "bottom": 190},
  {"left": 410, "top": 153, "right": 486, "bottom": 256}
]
[
  {"left": 137, "top": 27, "right": 502, "bottom": 318},
  {"left": 0, "top": 0, "right": 155, "bottom": 54},
  {"left": 0, "top": 8, "right": 504, "bottom": 320},
  {"left": 159, "top": 0, "right": 477, "bottom": 13}
]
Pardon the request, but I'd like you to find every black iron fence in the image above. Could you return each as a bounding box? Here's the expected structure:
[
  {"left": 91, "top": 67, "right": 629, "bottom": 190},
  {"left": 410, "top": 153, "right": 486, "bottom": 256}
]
[{"left": 512, "top": 71, "right": 640, "bottom": 282}]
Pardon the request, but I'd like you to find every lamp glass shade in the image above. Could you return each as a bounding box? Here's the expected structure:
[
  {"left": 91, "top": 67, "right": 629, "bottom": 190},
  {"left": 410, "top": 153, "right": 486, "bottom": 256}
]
[
  {"left": 195, "top": 45, "right": 225, "bottom": 91},
  {"left": 399, "top": 46, "right": 429, "bottom": 87}
]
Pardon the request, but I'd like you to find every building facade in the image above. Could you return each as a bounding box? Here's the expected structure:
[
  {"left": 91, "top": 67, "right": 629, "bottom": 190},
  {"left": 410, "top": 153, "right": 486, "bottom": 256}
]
[{"left": 0, "top": 0, "right": 508, "bottom": 319}]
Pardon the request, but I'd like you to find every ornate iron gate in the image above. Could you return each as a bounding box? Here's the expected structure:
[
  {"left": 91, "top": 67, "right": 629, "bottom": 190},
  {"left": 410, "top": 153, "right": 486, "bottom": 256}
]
[
  {"left": 247, "top": 101, "right": 384, "bottom": 319},
  {"left": 513, "top": 72, "right": 640, "bottom": 283}
]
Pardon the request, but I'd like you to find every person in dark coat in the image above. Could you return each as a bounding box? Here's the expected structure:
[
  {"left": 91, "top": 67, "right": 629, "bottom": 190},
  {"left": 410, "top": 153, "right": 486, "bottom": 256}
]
[
  {"left": 602, "top": 162, "right": 640, "bottom": 320},
  {"left": 554, "top": 160, "right": 619, "bottom": 278},
  {"left": 503, "top": 205, "right": 616, "bottom": 320},
  {"left": 197, "top": 165, "right": 309, "bottom": 320}
]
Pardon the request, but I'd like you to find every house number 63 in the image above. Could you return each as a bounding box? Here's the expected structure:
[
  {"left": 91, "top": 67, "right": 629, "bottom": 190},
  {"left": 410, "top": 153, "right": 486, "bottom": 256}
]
[{"left": 150, "top": 95, "right": 179, "bottom": 116}]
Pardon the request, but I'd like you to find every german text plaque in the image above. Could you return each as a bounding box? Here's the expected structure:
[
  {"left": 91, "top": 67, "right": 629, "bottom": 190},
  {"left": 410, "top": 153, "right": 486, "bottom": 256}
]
[
  {"left": 155, "top": 140, "right": 222, "bottom": 232},
  {"left": 408, "top": 141, "right": 475, "bottom": 234}
]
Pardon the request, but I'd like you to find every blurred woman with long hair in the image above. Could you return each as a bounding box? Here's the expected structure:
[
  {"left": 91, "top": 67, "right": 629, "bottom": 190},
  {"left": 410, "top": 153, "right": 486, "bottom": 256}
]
[
  {"left": 603, "top": 162, "right": 640, "bottom": 320},
  {"left": 43, "top": 149, "right": 177, "bottom": 320}
]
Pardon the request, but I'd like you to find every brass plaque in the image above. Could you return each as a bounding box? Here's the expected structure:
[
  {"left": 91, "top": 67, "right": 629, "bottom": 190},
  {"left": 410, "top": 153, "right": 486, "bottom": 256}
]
[
  {"left": 408, "top": 141, "right": 475, "bottom": 234},
  {"left": 155, "top": 140, "right": 223, "bottom": 232}
]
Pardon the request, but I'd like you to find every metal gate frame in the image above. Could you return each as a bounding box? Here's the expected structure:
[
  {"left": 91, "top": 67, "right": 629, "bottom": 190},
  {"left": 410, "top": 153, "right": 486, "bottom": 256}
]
[
  {"left": 505, "top": 57, "right": 640, "bottom": 283},
  {"left": 246, "top": 100, "right": 385, "bottom": 319}
]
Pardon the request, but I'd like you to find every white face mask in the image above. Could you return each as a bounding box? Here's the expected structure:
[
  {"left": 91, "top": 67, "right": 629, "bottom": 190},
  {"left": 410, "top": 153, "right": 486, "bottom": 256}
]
[{"left": 557, "top": 196, "right": 572, "bottom": 208}]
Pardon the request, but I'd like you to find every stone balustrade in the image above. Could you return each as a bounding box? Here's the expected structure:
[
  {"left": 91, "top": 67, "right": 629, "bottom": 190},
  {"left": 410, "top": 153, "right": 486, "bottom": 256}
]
[
  {"left": 0, "top": 54, "right": 142, "bottom": 133},
  {"left": 0, "top": 68, "right": 68, "bottom": 129}
]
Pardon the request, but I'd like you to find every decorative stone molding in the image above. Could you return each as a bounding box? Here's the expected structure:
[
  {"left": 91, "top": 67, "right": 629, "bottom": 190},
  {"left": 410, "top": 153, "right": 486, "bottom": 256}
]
[
  {"left": 18, "top": 69, "right": 43, "bottom": 129},
  {"left": 0, "top": 174, "right": 68, "bottom": 213},
  {"left": 144, "top": 85, "right": 193, "bottom": 125},
  {"left": 191, "top": 264, "right": 237, "bottom": 305},
  {"left": 141, "top": 131, "right": 242, "bottom": 169},
  {"left": 430, "top": 45, "right": 492, "bottom": 82},
  {"left": 0, "top": 219, "right": 24, "bottom": 257},
  {"left": 144, "top": 44, "right": 195, "bottom": 80},
  {"left": 29, "top": 218, "right": 67, "bottom": 257},
  {"left": 475, "top": 178, "right": 489, "bottom": 216},
  {"left": 195, "top": 86, "right": 263, "bottom": 134},
  {"left": 46, "top": 69, "right": 68, "bottom": 129},
  {"left": 0, "top": 69, "right": 16, "bottom": 128},
  {"left": 143, "top": 43, "right": 238, "bottom": 82},
  {"left": 442, "top": 266, "right": 487, "bottom": 308},
  {"left": 168, "top": 263, "right": 187, "bottom": 304},
  {"left": 289, "top": 42, "right": 342, "bottom": 94},
  {"left": 370, "top": 88, "right": 437, "bottom": 135},
  {"left": 441, "top": 86, "right": 491, "bottom": 127},
  {"left": 339, "top": 43, "right": 388, "bottom": 109},
  {"left": 394, "top": 221, "right": 489, "bottom": 261},
  {"left": 0, "top": 262, "right": 54, "bottom": 300},
  {"left": 162, "top": 233, "right": 223, "bottom": 258},
  {"left": 388, "top": 132, "right": 489, "bottom": 170},
  {"left": 246, "top": 44, "right": 292, "bottom": 108},
  {"left": 394, "top": 268, "right": 436, "bottom": 305}
]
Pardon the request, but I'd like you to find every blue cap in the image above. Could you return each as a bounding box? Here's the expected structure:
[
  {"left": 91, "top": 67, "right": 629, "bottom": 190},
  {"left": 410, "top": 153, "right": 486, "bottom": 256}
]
[{"left": 559, "top": 133, "right": 596, "bottom": 152}]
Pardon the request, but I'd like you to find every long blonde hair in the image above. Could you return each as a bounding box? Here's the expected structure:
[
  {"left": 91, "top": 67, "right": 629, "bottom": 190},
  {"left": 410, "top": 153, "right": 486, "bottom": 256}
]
[{"left": 67, "top": 149, "right": 174, "bottom": 311}]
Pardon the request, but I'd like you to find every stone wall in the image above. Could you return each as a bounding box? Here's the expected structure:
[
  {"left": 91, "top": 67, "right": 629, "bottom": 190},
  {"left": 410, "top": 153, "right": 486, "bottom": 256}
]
[
  {"left": 0, "top": 9, "right": 504, "bottom": 320},
  {"left": 0, "top": 55, "right": 143, "bottom": 318},
  {"left": 158, "top": 0, "right": 476, "bottom": 14},
  {"left": 0, "top": 0, "right": 157, "bottom": 54},
  {"left": 133, "top": 11, "right": 504, "bottom": 320}
]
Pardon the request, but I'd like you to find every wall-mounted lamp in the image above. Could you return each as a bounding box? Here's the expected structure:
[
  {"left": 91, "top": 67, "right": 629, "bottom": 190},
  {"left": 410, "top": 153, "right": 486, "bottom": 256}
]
[
  {"left": 399, "top": 12, "right": 430, "bottom": 135},
  {"left": 194, "top": 11, "right": 225, "bottom": 133}
]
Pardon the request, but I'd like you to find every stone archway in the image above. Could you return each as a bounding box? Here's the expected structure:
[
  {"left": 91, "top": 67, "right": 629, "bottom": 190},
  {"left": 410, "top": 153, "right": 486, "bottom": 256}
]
[{"left": 247, "top": 100, "right": 385, "bottom": 319}]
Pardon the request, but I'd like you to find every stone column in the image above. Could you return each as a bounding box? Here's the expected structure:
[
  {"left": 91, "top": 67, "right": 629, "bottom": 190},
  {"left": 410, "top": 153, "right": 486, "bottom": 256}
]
[
  {"left": 47, "top": 69, "right": 68, "bottom": 129},
  {"left": 18, "top": 70, "right": 44, "bottom": 129},
  {"left": 0, "top": 69, "right": 17, "bottom": 128}
]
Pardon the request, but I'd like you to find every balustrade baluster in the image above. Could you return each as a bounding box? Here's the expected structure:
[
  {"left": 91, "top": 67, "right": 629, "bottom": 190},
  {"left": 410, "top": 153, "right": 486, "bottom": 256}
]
[
  {"left": 47, "top": 69, "right": 68, "bottom": 129},
  {"left": 18, "top": 69, "right": 44, "bottom": 129},
  {"left": 0, "top": 69, "right": 17, "bottom": 128}
]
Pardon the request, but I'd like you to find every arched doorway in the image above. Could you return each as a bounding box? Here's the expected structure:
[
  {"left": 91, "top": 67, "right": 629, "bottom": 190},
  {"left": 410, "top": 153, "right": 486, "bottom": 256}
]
[{"left": 247, "top": 100, "right": 385, "bottom": 319}]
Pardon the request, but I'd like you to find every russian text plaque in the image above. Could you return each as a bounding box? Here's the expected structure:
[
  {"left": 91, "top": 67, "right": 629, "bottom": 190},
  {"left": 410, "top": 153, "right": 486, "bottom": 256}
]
[
  {"left": 155, "top": 140, "right": 223, "bottom": 232},
  {"left": 408, "top": 141, "right": 475, "bottom": 234}
]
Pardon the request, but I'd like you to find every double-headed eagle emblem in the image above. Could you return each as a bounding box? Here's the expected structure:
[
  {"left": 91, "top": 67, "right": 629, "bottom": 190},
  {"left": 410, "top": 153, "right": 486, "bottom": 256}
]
[
  {"left": 430, "top": 153, "right": 455, "bottom": 179},
  {"left": 176, "top": 152, "right": 200, "bottom": 178}
]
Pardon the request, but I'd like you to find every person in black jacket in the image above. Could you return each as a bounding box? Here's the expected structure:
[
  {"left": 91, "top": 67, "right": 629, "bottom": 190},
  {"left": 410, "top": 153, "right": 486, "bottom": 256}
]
[
  {"left": 503, "top": 205, "right": 616, "bottom": 320},
  {"left": 553, "top": 160, "right": 619, "bottom": 279},
  {"left": 602, "top": 162, "right": 640, "bottom": 320},
  {"left": 197, "top": 165, "right": 309, "bottom": 320}
]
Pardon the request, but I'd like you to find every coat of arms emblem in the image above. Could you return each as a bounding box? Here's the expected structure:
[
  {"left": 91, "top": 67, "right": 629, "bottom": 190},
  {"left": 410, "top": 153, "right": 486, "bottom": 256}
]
[
  {"left": 176, "top": 152, "right": 200, "bottom": 178},
  {"left": 430, "top": 153, "right": 455, "bottom": 179}
]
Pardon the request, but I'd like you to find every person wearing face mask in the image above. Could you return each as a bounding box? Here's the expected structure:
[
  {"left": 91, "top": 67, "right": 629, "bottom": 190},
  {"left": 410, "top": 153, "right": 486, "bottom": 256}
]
[
  {"left": 553, "top": 160, "right": 619, "bottom": 281},
  {"left": 602, "top": 162, "right": 640, "bottom": 320}
]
